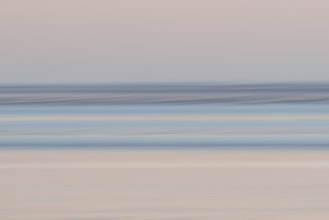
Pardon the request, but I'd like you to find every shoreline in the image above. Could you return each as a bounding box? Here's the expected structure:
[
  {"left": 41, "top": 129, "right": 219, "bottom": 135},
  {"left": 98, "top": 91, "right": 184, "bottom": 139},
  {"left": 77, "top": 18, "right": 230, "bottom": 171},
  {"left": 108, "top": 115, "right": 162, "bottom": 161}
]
[{"left": 2, "top": 149, "right": 329, "bottom": 168}]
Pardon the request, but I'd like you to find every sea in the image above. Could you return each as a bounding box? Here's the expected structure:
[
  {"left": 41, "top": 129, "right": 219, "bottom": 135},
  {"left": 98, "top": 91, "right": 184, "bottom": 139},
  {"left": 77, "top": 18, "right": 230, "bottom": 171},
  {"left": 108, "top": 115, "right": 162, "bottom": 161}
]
[{"left": 1, "top": 83, "right": 329, "bottom": 150}]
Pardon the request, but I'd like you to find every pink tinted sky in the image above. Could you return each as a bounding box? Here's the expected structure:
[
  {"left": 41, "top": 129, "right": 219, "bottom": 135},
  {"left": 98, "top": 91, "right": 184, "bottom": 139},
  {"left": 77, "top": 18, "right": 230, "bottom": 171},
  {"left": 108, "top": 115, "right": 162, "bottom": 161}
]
[{"left": 1, "top": 0, "right": 329, "bottom": 83}]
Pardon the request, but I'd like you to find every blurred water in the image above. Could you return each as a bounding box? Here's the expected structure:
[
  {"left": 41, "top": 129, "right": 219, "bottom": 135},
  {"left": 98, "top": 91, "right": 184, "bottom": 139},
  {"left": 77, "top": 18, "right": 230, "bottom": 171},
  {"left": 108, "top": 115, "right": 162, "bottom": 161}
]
[{"left": 1, "top": 104, "right": 329, "bottom": 150}]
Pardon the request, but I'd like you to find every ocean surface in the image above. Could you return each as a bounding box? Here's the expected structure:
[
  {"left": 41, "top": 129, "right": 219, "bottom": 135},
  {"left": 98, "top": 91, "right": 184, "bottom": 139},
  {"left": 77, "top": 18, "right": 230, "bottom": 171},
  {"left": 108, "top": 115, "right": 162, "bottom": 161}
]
[{"left": 1, "top": 83, "right": 329, "bottom": 150}]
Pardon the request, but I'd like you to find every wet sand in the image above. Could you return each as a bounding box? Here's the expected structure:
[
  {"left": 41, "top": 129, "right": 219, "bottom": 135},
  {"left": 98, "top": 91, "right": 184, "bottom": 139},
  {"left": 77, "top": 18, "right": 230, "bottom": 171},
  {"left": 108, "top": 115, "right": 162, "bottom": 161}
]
[{"left": 1, "top": 150, "right": 329, "bottom": 220}]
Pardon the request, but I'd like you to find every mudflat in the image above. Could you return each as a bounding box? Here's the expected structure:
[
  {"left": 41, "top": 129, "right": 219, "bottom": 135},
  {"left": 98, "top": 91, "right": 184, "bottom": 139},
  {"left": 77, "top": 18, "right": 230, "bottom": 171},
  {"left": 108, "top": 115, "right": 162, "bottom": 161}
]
[{"left": 1, "top": 150, "right": 329, "bottom": 220}]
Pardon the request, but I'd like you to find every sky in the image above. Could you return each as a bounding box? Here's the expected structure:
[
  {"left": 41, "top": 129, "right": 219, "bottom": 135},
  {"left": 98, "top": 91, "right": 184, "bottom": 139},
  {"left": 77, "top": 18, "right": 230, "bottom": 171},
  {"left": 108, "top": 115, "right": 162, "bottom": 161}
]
[{"left": 1, "top": 0, "right": 329, "bottom": 84}]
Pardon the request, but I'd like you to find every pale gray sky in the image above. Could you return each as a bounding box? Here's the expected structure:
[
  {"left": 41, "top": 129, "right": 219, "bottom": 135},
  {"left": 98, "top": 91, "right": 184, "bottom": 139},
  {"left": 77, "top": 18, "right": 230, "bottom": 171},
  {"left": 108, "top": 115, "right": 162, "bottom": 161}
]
[{"left": 1, "top": 0, "right": 328, "bottom": 84}]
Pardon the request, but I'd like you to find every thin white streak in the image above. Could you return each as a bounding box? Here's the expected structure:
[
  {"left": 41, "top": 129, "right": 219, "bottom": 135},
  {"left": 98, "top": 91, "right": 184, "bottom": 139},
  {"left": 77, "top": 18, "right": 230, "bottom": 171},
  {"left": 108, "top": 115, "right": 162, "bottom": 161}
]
[
  {"left": 1, "top": 162, "right": 329, "bottom": 169},
  {"left": 1, "top": 130, "right": 329, "bottom": 137},
  {"left": 1, "top": 114, "right": 329, "bottom": 121}
]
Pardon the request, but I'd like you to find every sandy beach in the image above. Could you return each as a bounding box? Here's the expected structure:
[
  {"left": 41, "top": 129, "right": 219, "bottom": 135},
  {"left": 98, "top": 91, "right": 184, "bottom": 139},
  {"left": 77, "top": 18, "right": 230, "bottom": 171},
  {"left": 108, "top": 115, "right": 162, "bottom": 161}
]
[{"left": 1, "top": 150, "right": 329, "bottom": 220}]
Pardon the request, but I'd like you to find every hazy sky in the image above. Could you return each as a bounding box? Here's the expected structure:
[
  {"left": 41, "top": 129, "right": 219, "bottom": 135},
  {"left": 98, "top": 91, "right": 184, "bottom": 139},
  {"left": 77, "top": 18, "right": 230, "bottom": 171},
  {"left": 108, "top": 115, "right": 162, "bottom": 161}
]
[{"left": 1, "top": 0, "right": 329, "bottom": 84}]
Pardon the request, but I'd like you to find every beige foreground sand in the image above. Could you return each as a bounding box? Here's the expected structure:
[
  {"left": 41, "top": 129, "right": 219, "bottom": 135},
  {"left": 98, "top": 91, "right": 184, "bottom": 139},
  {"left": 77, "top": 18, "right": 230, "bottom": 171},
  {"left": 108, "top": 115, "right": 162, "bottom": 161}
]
[{"left": 1, "top": 150, "right": 329, "bottom": 220}]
